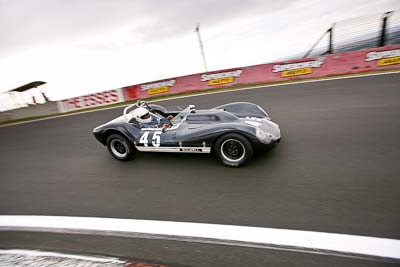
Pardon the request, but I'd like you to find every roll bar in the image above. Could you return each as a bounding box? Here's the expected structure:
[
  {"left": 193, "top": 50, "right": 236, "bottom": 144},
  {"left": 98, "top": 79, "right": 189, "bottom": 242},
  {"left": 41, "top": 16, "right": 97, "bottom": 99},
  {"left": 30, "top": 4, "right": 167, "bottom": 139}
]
[{"left": 123, "top": 100, "right": 150, "bottom": 121}]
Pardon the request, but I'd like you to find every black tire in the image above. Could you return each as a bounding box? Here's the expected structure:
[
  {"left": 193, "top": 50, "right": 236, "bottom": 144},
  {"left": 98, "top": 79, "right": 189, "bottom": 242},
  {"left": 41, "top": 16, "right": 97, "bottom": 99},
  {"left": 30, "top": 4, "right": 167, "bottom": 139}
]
[
  {"left": 214, "top": 133, "right": 253, "bottom": 167},
  {"left": 106, "top": 134, "right": 135, "bottom": 161}
]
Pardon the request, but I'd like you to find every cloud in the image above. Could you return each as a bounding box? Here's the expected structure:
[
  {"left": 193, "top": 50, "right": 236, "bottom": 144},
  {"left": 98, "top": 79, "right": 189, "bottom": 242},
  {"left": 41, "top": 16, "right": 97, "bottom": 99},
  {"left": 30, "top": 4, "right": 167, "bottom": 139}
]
[{"left": 0, "top": 0, "right": 292, "bottom": 55}]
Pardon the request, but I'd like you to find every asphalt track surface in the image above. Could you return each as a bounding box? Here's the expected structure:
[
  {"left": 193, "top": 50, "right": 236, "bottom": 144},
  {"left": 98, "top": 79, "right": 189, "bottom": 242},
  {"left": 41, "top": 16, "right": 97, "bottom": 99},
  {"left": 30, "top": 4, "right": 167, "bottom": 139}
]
[{"left": 1, "top": 73, "right": 400, "bottom": 266}]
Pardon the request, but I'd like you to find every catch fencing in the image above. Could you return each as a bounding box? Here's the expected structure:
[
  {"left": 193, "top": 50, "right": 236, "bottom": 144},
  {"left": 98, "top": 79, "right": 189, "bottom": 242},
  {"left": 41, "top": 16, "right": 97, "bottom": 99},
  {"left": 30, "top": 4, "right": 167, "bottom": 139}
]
[{"left": 305, "top": 10, "right": 400, "bottom": 58}]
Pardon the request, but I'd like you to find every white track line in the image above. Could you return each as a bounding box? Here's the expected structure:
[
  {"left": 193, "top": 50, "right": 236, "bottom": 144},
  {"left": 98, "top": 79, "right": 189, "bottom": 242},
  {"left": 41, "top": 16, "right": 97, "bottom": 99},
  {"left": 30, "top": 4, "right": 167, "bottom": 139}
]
[
  {"left": 1, "top": 70, "right": 399, "bottom": 128},
  {"left": 0, "top": 249, "right": 124, "bottom": 263},
  {"left": 1, "top": 215, "right": 399, "bottom": 261}
]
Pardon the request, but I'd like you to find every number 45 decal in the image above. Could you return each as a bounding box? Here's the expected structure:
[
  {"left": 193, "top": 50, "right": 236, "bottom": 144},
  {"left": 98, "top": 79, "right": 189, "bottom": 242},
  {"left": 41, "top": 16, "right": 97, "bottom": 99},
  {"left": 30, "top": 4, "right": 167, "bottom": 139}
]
[{"left": 139, "top": 131, "right": 162, "bottom": 147}]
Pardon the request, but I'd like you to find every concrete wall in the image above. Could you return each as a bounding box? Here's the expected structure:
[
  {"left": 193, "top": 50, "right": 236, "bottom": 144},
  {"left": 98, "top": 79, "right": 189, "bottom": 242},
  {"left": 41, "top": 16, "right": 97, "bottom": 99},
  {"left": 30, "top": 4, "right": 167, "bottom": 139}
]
[{"left": 0, "top": 101, "right": 59, "bottom": 123}]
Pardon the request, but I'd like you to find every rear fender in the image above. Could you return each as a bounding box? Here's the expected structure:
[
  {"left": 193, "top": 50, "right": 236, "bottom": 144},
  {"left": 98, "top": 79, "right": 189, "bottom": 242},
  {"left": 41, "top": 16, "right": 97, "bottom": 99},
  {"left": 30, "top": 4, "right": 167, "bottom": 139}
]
[{"left": 96, "top": 124, "right": 139, "bottom": 145}]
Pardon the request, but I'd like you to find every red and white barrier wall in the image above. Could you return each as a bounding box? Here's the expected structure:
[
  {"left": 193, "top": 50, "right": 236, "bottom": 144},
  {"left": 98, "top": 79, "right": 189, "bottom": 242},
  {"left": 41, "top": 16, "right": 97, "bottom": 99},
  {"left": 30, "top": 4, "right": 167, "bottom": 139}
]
[{"left": 58, "top": 45, "right": 400, "bottom": 112}]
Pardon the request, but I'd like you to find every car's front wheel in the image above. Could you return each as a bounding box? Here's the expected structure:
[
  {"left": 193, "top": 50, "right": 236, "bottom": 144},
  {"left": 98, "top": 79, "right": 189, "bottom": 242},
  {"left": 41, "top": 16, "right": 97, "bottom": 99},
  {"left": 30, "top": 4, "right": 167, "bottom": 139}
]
[
  {"left": 215, "top": 133, "right": 253, "bottom": 167},
  {"left": 106, "top": 134, "right": 135, "bottom": 161}
]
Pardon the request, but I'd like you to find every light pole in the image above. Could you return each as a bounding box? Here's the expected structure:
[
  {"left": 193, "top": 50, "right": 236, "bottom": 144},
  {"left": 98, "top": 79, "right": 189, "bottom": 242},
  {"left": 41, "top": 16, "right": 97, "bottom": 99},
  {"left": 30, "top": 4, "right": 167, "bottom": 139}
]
[
  {"left": 380, "top": 11, "right": 393, "bottom": 47},
  {"left": 195, "top": 23, "right": 208, "bottom": 72}
]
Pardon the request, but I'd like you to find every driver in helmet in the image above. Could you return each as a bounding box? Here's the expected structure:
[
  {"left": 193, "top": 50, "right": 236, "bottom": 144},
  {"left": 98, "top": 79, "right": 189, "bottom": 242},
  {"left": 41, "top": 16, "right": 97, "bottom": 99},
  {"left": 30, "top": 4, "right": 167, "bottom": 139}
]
[{"left": 130, "top": 107, "right": 159, "bottom": 128}]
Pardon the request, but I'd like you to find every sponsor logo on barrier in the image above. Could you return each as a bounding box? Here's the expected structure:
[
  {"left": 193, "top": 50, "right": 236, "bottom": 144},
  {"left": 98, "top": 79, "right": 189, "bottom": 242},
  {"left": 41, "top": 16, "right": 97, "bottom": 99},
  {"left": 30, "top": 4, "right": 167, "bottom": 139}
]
[
  {"left": 59, "top": 89, "right": 122, "bottom": 112},
  {"left": 272, "top": 60, "right": 324, "bottom": 77},
  {"left": 365, "top": 49, "right": 400, "bottom": 67},
  {"left": 201, "top": 70, "right": 243, "bottom": 86},
  {"left": 140, "top": 80, "right": 176, "bottom": 95},
  {"left": 81, "top": 90, "right": 119, "bottom": 106}
]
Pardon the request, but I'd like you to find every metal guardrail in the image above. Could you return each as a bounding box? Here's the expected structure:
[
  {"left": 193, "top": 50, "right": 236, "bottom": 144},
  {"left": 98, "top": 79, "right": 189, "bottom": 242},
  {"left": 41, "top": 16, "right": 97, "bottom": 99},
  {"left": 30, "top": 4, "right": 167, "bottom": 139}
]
[{"left": 304, "top": 10, "right": 400, "bottom": 58}]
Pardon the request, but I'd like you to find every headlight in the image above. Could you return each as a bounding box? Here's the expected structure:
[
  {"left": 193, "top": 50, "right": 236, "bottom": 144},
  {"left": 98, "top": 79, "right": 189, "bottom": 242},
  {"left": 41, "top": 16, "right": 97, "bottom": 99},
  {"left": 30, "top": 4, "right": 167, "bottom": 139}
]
[{"left": 256, "top": 128, "right": 272, "bottom": 144}]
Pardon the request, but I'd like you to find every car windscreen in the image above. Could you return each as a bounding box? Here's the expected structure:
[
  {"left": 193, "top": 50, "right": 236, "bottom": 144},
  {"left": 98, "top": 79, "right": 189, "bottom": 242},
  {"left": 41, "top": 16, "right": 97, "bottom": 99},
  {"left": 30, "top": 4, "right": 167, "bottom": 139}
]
[{"left": 170, "top": 106, "right": 191, "bottom": 126}]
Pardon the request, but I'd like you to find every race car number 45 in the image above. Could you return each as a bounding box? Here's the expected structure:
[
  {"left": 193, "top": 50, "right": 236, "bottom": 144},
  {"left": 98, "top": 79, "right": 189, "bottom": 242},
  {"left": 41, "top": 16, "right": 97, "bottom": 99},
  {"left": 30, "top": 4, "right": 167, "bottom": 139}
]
[{"left": 139, "top": 131, "right": 162, "bottom": 147}]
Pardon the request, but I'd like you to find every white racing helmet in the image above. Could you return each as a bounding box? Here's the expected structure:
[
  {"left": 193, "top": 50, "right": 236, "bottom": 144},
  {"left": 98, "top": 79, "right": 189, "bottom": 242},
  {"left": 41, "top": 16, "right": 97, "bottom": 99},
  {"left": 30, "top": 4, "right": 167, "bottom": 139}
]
[{"left": 131, "top": 107, "right": 151, "bottom": 124}]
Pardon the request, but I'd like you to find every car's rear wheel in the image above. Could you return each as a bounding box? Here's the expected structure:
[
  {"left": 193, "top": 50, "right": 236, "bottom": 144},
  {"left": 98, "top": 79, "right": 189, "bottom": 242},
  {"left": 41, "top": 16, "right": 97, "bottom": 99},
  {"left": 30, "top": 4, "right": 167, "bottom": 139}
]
[
  {"left": 106, "top": 134, "right": 135, "bottom": 161},
  {"left": 215, "top": 133, "right": 253, "bottom": 167}
]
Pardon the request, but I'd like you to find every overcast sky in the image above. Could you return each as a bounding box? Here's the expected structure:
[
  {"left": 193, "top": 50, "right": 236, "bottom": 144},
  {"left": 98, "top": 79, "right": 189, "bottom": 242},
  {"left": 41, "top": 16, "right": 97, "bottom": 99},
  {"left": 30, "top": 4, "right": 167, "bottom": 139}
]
[{"left": 0, "top": 0, "right": 398, "bottom": 104}]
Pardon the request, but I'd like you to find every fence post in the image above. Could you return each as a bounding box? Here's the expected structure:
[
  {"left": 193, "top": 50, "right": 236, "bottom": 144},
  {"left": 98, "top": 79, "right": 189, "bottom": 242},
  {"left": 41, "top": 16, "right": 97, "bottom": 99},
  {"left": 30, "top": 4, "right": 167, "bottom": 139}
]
[
  {"left": 303, "top": 29, "right": 329, "bottom": 58},
  {"left": 379, "top": 11, "right": 393, "bottom": 47},
  {"left": 327, "top": 23, "right": 335, "bottom": 54}
]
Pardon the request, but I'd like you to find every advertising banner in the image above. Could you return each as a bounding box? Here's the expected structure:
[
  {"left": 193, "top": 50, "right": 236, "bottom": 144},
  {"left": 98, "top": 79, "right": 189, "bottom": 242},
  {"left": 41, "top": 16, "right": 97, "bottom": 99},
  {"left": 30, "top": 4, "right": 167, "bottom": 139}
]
[
  {"left": 122, "top": 68, "right": 250, "bottom": 101},
  {"left": 57, "top": 88, "right": 124, "bottom": 113}
]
